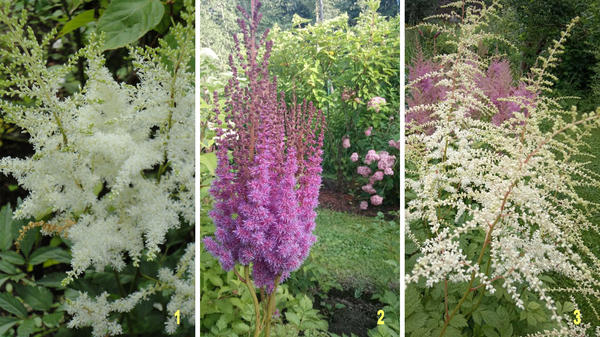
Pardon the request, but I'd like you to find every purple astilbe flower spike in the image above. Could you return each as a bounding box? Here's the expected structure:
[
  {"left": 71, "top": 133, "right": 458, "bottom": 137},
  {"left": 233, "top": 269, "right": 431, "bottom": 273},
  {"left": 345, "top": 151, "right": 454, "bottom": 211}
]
[{"left": 203, "top": 1, "right": 325, "bottom": 292}]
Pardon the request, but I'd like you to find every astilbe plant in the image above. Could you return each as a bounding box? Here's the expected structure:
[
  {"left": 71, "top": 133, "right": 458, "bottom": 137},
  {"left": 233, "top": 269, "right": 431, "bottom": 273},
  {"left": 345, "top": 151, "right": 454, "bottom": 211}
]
[
  {"left": 0, "top": 1, "right": 195, "bottom": 335},
  {"left": 202, "top": 1, "right": 325, "bottom": 336},
  {"left": 406, "top": 1, "right": 600, "bottom": 336}
]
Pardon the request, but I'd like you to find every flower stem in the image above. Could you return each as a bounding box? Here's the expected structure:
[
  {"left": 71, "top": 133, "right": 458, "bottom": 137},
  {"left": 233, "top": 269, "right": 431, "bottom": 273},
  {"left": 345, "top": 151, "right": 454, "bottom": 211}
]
[
  {"left": 264, "top": 274, "right": 282, "bottom": 337},
  {"left": 244, "top": 265, "right": 262, "bottom": 337}
]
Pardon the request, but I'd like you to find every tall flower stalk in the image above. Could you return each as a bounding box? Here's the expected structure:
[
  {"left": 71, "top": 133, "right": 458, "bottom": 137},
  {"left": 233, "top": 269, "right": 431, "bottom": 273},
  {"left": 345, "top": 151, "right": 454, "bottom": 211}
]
[{"left": 202, "top": 1, "right": 325, "bottom": 335}]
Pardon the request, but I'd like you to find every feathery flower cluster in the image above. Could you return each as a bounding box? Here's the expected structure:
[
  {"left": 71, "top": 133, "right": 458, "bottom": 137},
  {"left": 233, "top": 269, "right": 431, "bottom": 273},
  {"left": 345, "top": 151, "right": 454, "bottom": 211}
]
[
  {"left": 66, "top": 243, "right": 195, "bottom": 335},
  {"left": 406, "top": 1, "right": 600, "bottom": 332},
  {"left": 407, "top": 47, "right": 537, "bottom": 128},
  {"left": 0, "top": 1, "right": 195, "bottom": 335},
  {"left": 203, "top": 1, "right": 325, "bottom": 290}
]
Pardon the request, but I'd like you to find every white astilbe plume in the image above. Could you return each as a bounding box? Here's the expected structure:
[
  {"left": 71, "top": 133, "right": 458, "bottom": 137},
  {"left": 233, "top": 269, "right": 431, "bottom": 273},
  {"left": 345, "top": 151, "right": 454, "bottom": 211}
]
[
  {"left": 66, "top": 243, "right": 195, "bottom": 336},
  {"left": 406, "top": 0, "right": 600, "bottom": 331},
  {"left": 160, "top": 243, "right": 195, "bottom": 333},
  {"left": 0, "top": 1, "right": 193, "bottom": 277},
  {"left": 0, "top": 0, "right": 195, "bottom": 335}
]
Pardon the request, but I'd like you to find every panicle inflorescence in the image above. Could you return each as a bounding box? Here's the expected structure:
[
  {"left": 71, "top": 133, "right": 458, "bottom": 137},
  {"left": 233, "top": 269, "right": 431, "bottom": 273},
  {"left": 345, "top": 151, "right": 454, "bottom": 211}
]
[
  {"left": 203, "top": 1, "right": 325, "bottom": 291},
  {"left": 0, "top": 0, "right": 195, "bottom": 335},
  {"left": 406, "top": 0, "right": 600, "bottom": 329}
]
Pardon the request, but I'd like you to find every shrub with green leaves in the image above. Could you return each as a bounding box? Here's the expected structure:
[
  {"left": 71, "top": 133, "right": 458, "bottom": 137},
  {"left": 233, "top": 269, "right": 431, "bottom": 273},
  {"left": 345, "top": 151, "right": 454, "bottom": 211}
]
[{"left": 268, "top": 0, "right": 399, "bottom": 192}]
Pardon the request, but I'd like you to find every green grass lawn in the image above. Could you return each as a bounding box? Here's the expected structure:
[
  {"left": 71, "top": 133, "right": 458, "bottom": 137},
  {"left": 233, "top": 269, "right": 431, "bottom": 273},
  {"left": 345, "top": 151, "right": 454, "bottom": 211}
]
[{"left": 303, "top": 208, "right": 399, "bottom": 292}]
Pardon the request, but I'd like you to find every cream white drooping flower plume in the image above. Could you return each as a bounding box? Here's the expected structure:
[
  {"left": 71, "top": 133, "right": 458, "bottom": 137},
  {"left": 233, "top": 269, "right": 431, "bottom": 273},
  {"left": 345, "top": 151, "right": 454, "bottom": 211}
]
[
  {"left": 406, "top": 0, "right": 600, "bottom": 332},
  {"left": 0, "top": 0, "right": 195, "bottom": 335}
]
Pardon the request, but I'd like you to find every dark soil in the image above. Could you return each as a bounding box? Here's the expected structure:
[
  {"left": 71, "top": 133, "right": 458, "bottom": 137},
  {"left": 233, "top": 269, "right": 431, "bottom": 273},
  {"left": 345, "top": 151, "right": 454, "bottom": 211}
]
[
  {"left": 315, "top": 288, "right": 382, "bottom": 337},
  {"left": 319, "top": 178, "right": 398, "bottom": 218}
]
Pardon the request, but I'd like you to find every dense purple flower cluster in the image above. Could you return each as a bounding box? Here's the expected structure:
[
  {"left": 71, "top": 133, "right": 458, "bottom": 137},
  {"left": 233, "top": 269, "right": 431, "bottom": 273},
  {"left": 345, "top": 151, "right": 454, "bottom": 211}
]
[{"left": 203, "top": 1, "right": 325, "bottom": 291}]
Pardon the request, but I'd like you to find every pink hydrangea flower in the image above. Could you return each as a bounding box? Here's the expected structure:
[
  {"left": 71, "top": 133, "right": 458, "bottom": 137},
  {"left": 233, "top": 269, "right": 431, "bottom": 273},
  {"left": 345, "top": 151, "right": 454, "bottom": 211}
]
[
  {"left": 364, "top": 150, "right": 380, "bottom": 165},
  {"left": 369, "top": 171, "right": 384, "bottom": 184},
  {"left": 384, "top": 167, "right": 394, "bottom": 175},
  {"left": 360, "top": 201, "right": 368, "bottom": 210},
  {"left": 350, "top": 152, "right": 359, "bottom": 162},
  {"left": 370, "top": 195, "right": 383, "bottom": 206},
  {"left": 377, "top": 151, "right": 396, "bottom": 171},
  {"left": 342, "top": 136, "right": 350, "bottom": 149},
  {"left": 365, "top": 126, "right": 373, "bottom": 136},
  {"left": 368, "top": 96, "right": 386, "bottom": 112},
  {"left": 362, "top": 184, "right": 376, "bottom": 194},
  {"left": 357, "top": 166, "right": 372, "bottom": 177},
  {"left": 388, "top": 139, "right": 400, "bottom": 149}
]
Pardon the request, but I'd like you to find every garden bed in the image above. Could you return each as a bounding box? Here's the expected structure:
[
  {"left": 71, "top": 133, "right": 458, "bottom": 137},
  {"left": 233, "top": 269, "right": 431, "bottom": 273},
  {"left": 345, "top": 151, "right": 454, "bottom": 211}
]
[{"left": 314, "top": 288, "right": 382, "bottom": 337}]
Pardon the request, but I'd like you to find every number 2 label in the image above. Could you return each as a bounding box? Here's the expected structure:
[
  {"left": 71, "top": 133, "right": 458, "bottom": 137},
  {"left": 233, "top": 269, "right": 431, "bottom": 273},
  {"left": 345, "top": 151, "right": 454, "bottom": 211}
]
[{"left": 377, "top": 309, "right": 385, "bottom": 325}]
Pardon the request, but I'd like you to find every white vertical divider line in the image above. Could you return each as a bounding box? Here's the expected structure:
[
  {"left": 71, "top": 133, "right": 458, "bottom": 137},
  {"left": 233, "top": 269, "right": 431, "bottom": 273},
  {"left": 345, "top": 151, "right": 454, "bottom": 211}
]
[
  {"left": 399, "top": 0, "right": 406, "bottom": 335},
  {"left": 195, "top": 0, "right": 201, "bottom": 334}
]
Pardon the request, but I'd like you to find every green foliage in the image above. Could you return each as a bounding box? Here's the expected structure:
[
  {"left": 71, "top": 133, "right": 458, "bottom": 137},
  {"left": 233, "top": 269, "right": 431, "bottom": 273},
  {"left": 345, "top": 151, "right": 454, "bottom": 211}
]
[
  {"left": 0, "top": 203, "right": 68, "bottom": 337},
  {"left": 199, "top": 48, "right": 230, "bottom": 204},
  {"left": 97, "top": 0, "right": 165, "bottom": 50},
  {"left": 268, "top": 2, "right": 399, "bottom": 189},
  {"left": 200, "top": 211, "right": 329, "bottom": 336},
  {"left": 0, "top": 202, "right": 195, "bottom": 337}
]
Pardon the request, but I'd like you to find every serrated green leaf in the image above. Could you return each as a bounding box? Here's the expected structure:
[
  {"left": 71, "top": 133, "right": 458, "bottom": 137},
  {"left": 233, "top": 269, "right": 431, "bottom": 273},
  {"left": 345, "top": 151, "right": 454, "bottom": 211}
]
[
  {"left": 0, "top": 205, "right": 15, "bottom": 251},
  {"left": 29, "top": 247, "right": 70, "bottom": 265},
  {"left": 0, "top": 316, "right": 19, "bottom": 335},
  {"left": 0, "top": 251, "right": 25, "bottom": 265},
  {"left": 481, "top": 309, "right": 503, "bottom": 329},
  {"left": 299, "top": 295, "right": 313, "bottom": 311},
  {"left": 42, "top": 312, "right": 63, "bottom": 328},
  {"left": 208, "top": 274, "right": 222, "bottom": 287},
  {"left": 286, "top": 311, "right": 300, "bottom": 326},
  {"left": 17, "top": 318, "right": 34, "bottom": 337},
  {"left": 0, "top": 293, "right": 27, "bottom": 318},
  {"left": 528, "top": 301, "right": 541, "bottom": 311},
  {"left": 449, "top": 314, "right": 468, "bottom": 328},
  {"left": 15, "top": 285, "right": 53, "bottom": 311},
  {"left": 232, "top": 321, "right": 249, "bottom": 333},
  {"left": 483, "top": 326, "right": 500, "bottom": 337},
  {"left": 97, "top": 0, "right": 165, "bottom": 50},
  {"left": 562, "top": 301, "right": 576, "bottom": 313}
]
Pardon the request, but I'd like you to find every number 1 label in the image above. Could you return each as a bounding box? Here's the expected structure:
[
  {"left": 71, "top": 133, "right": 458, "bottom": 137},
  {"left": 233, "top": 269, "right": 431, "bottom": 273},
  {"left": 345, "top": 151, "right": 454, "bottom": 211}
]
[{"left": 175, "top": 309, "right": 181, "bottom": 325}]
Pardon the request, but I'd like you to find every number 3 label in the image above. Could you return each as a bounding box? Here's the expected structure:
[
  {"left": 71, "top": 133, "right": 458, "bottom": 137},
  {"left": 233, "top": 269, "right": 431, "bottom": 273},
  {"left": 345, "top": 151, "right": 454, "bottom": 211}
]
[
  {"left": 573, "top": 309, "right": 581, "bottom": 325},
  {"left": 377, "top": 310, "right": 385, "bottom": 325}
]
